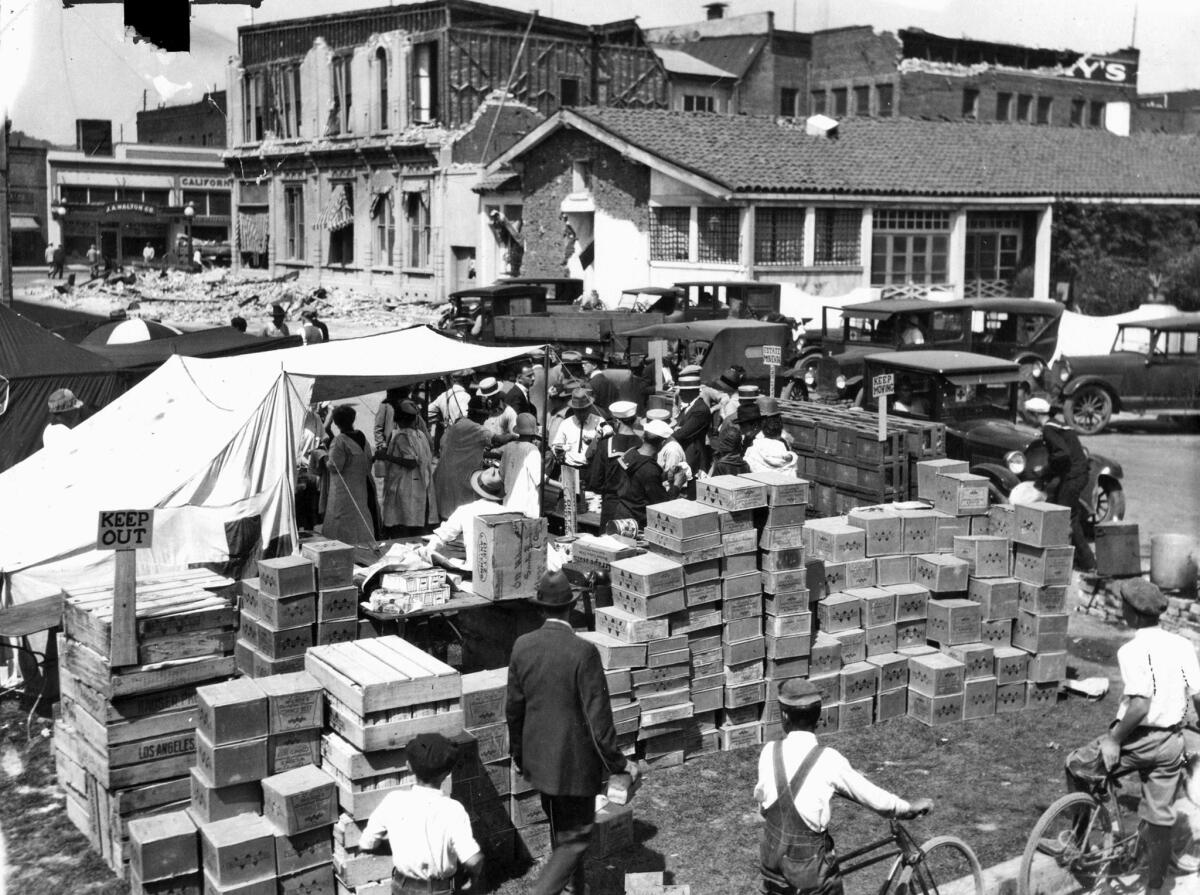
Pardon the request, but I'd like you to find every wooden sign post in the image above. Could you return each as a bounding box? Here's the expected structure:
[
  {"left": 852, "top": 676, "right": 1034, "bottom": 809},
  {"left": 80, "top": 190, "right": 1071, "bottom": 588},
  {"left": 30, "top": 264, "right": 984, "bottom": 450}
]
[
  {"left": 872, "top": 373, "right": 895, "bottom": 441},
  {"left": 96, "top": 509, "right": 155, "bottom": 667},
  {"left": 762, "top": 344, "right": 783, "bottom": 398},
  {"left": 647, "top": 339, "right": 668, "bottom": 392}
]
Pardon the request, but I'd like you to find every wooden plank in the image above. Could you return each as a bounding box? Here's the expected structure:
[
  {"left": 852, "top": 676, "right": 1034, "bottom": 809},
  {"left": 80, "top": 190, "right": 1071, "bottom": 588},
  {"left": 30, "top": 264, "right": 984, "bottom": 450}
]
[
  {"left": 111, "top": 550, "right": 138, "bottom": 667},
  {"left": 358, "top": 637, "right": 461, "bottom": 694},
  {"left": 60, "top": 636, "right": 234, "bottom": 699},
  {"left": 61, "top": 695, "right": 198, "bottom": 747},
  {"left": 326, "top": 698, "right": 465, "bottom": 752},
  {"left": 310, "top": 640, "right": 456, "bottom": 715}
]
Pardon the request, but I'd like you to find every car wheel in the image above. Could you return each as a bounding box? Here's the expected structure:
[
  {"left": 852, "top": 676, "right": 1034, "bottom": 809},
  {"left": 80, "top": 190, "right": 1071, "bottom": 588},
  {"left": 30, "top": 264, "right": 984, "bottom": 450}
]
[
  {"left": 1085, "top": 481, "right": 1126, "bottom": 536},
  {"left": 1064, "top": 385, "right": 1113, "bottom": 435}
]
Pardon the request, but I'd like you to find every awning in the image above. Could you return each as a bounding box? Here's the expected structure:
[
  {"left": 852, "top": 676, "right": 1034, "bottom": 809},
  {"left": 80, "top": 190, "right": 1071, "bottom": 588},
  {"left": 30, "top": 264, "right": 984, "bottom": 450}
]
[
  {"left": 319, "top": 185, "right": 354, "bottom": 232},
  {"left": 369, "top": 188, "right": 392, "bottom": 220},
  {"left": 10, "top": 215, "right": 41, "bottom": 232}
]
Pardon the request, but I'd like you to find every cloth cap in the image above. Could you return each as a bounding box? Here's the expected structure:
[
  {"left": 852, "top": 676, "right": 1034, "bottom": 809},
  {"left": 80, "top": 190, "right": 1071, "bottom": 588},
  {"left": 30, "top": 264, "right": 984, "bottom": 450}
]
[
  {"left": 568, "top": 388, "right": 595, "bottom": 410},
  {"left": 758, "top": 397, "right": 781, "bottom": 417},
  {"left": 48, "top": 388, "right": 83, "bottom": 414},
  {"left": 561, "top": 350, "right": 583, "bottom": 364},
  {"left": 406, "top": 733, "right": 460, "bottom": 779},
  {"left": 778, "top": 677, "right": 822, "bottom": 709},
  {"left": 580, "top": 346, "right": 602, "bottom": 363},
  {"left": 737, "top": 385, "right": 760, "bottom": 402},
  {"left": 1025, "top": 397, "right": 1052, "bottom": 415},
  {"left": 469, "top": 467, "right": 504, "bottom": 501},
  {"left": 1119, "top": 578, "right": 1168, "bottom": 616},
  {"left": 515, "top": 413, "right": 539, "bottom": 436},
  {"left": 397, "top": 399, "right": 420, "bottom": 416},
  {"left": 677, "top": 375, "right": 701, "bottom": 390},
  {"left": 644, "top": 419, "right": 673, "bottom": 440},
  {"left": 609, "top": 401, "right": 637, "bottom": 421},
  {"left": 737, "top": 404, "right": 762, "bottom": 423},
  {"left": 530, "top": 570, "right": 577, "bottom": 608},
  {"left": 477, "top": 377, "right": 500, "bottom": 397},
  {"left": 645, "top": 408, "right": 671, "bottom": 422}
]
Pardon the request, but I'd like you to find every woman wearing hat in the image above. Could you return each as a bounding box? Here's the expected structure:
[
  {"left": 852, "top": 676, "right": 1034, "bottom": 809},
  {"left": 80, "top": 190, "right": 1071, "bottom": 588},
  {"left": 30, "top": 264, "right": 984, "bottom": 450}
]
[
  {"left": 377, "top": 400, "right": 438, "bottom": 537},
  {"left": 433, "top": 395, "right": 496, "bottom": 521},
  {"left": 322, "top": 404, "right": 377, "bottom": 547}
]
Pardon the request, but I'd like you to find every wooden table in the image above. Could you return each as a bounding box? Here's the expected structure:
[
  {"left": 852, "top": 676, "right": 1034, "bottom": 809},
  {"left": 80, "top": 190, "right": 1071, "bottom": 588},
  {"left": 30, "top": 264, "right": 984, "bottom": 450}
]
[{"left": 0, "top": 593, "right": 65, "bottom": 705}]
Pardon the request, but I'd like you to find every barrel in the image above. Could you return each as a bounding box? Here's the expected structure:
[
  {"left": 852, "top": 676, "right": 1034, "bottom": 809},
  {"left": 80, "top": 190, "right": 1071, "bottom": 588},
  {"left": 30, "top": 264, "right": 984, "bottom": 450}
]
[{"left": 1150, "top": 533, "right": 1198, "bottom": 591}]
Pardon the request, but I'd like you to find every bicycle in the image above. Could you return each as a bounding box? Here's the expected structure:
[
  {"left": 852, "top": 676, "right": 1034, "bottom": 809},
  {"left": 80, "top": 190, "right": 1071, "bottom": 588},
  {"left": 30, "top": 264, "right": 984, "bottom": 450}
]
[{"left": 831, "top": 813, "right": 984, "bottom": 895}]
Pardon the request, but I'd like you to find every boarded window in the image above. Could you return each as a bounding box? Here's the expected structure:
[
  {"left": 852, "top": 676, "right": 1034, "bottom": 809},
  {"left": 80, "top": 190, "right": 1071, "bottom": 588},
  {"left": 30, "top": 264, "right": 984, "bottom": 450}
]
[{"left": 651, "top": 207, "right": 690, "bottom": 261}]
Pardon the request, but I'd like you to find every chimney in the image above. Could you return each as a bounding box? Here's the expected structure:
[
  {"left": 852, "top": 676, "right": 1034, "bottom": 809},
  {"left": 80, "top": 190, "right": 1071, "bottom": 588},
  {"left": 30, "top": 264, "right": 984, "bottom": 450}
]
[{"left": 704, "top": 3, "right": 727, "bottom": 20}]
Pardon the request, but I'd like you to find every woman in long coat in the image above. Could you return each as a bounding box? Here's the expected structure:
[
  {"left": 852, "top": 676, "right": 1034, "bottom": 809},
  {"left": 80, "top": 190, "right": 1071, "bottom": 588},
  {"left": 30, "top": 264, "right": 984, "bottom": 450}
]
[
  {"left": 322, "top": 404, "right": 376, "bottom": 546},
  {"left": 378, "top": 400, "right": 438, "bottom": 536},
  {"left": 433, "top": 396, "right": 493, "bottom": 520}
]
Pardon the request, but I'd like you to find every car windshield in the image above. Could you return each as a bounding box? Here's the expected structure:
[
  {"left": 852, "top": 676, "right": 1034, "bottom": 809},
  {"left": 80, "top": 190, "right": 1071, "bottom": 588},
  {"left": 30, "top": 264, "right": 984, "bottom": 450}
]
[
  {"left": 941, "top": 381, "right": 1014, "bottom": 420},
  {"left": 972, "top": 310, "right": 1045, "bottom": 345},
  {"left": 1113, "top": 326, "right": 1154, "bottom": 354},
  {"left": 1151, "top": 328, "right": 1200, "bottom": 357}
]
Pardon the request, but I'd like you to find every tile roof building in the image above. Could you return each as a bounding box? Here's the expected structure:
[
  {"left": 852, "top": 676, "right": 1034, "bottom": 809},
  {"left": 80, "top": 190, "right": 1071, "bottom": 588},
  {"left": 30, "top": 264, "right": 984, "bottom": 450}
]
[{"left": 484, "top": 107, "right": 1200, "bottom": 303}]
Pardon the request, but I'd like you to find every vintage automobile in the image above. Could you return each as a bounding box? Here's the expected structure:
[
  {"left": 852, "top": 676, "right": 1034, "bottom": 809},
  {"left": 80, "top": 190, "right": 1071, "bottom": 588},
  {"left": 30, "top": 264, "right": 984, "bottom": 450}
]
[
  {"left": 859, "top": 350, "right": 1125, "bottom": 529},
  {"left": 673, "top": 280, "right": 783, "bottom": 320},
  {"left": 1048, "top": 313, "right": 1200, "bottom": 435},
  {"left": 500, "top": 277, "right": 584, "bottom": 306},
  {"left": 788, "top": 298, "right": 1063, "bottom": 403}
]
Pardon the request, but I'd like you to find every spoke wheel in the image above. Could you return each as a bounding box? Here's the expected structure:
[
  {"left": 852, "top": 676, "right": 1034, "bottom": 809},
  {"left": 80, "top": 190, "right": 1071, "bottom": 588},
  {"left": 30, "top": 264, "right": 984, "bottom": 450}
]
[
  {"left": 1064, "top": 385, "right": 1113, "bottom": 435},
  {"left": 1085, "top": 483, "right": 1125, "bottom": 535},
  {"left": 1018, "top": 793, "right": 1115, "bottom": 895}
]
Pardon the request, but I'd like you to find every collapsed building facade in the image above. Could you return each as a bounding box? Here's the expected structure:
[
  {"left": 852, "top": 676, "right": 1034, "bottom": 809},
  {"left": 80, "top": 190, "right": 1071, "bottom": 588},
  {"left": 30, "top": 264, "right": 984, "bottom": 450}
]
[{"left": 223, "top": 0, "right": 667, "bottom": 300}]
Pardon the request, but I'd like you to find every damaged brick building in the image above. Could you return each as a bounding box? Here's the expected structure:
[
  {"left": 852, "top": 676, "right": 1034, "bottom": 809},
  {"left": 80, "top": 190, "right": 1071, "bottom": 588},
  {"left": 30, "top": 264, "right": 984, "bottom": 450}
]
[{"left": 223, "top": 0, "right": 667, "bottom": 300}]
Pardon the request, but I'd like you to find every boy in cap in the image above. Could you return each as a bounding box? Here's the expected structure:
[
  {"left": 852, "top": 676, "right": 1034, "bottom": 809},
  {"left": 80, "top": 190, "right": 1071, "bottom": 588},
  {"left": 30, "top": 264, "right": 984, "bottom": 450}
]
[
  {"left": 507, "top": 571, "right": 638, "bottom": 895},
  {"left": 756, "top": 679, "right": 931, "bottom": 895},
  {"left": 1061, "top": 579, "right": 1200, "bottom": 895},
  {"left": 359, "top": 732, "right": 484, "bottom": 893}
]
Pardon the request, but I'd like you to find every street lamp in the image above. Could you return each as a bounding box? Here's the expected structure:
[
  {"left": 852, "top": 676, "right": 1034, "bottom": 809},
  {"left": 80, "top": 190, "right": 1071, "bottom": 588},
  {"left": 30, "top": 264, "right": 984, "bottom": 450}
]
[{"left": 183, "top": 202, "right": 195, "bottom": 269}]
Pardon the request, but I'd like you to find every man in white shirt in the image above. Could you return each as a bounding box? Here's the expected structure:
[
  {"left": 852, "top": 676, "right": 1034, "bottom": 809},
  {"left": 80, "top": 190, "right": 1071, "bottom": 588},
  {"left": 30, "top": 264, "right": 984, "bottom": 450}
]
[
  {"left": 419, "top": 467, "right": 513, "bottom": 571},
  {"left": 428, "top": 371, "right": 472, "bottom": 450},
  {"left": 359, "top": 732, "right": 483, "bottom": 893},
  {"left": 550, "top": 388, "right": 604, "bottom": 469},
  {"left": 755, "top": 678, "right": 930, "bottom": 895},
  {"left": 1062, "top": 579, "right": 1200, "bottom": 895}
]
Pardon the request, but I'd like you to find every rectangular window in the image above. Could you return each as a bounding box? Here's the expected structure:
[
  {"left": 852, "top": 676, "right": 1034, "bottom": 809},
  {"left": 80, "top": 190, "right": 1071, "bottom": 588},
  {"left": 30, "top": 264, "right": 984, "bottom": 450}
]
[
  {"left": 208, "top": 192, "right": 231, "bottom": 217},
  {"left": 140, "top": 189, "right": 169, "bottom": 207},
  {"left": 372, "top": 192, "right": 394, "bottom": 267},
  {"left": 326, "top": 183, "right": 354, "bottom": 265},
  {"left": 780, "top": 87, "right": 798, "bottom": 117},
  {"left": 854, "top": 85, "right": 871, "bottom": 116},
  {"left": 1036, "top": 96, "right": 1052, "bottom": 125},
  {"left": 375, "top": 49, "right": 389, "bottom": 133},
  {"left": 962, "top": 88, "right": 979, "bottom": 119},
  {"left": 405, "top": 189, "right": 431, "bottom": 269},
  {"left": 1016, "top": 94, "right": 1032, "bottom": 123},
  {"left": 683, "top": 94, "right": 716, "bottom": 112},
  {"left": 698, "top": 207, "right": 740, "bottom": 263},
  {"left": 650, "top": 207, "right": 690, "bottom": 261},
  {"left": 813, "top": 208, "right": 861, "bottom": 266},
  {"left": 832, "top": 88, "right": 848, "bottom": 116},
  {"left": 811, "top": 90, "right": 827, "bottom": 116},
  {"left": 560, "top": 78, "right": 580, "bottom": 107},
  {"left": 877, "top": 84, "right": 894, "bottom": 117},
  {"left": 996, "top": 92, "right": 1013, "bottom": 121},
  {"left": 754, "top": 207, "right": 804, "bottom": 266},
  {"left": 284, "top": 186, "right": 305, "bottom": 261},
  {"left": 330, "top": 55, "right": 353, "bottom": 135},
  {"left": 1089, "top": 101, "right": 1105, "bottom": 128},
  {"left": 870, "top": 209, "right": 950, "bottom": 286},
  {"left": 243, "top": 72, "right": 264, "bottom": 142},
  {"left": 413, "top": 42, "right": 438, "bottom": 123},
  {"left": 966, "top": 213, "right": 1022, "bottom": 288},
  {"left": 63, "top": 186, "right": 89, "bottom": 204},
  {"left": 1070, "top": 99, "right": 1085, "bottom": 126},
  {"left": 269, "top": 64, "right": 302, "bottom": 138}
]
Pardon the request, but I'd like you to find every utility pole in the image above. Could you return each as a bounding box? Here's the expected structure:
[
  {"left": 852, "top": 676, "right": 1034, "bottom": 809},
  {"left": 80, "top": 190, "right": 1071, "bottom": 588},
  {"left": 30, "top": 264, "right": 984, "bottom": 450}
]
[{"left": 0, "top": 116, "right": 13, "bottom": 307}]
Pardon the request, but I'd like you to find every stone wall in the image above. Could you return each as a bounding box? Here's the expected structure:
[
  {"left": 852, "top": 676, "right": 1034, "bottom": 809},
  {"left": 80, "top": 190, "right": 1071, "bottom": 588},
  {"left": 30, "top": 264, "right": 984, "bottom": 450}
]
[{"left": 1073, "top": 578, "right": 1200, "bottom": 645}]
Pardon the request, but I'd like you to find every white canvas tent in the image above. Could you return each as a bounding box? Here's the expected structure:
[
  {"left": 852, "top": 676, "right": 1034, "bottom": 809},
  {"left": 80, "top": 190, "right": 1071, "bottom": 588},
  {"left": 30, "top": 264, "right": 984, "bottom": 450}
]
[{"left": 0, "top": 326, "right": 539, "bottom": 603}]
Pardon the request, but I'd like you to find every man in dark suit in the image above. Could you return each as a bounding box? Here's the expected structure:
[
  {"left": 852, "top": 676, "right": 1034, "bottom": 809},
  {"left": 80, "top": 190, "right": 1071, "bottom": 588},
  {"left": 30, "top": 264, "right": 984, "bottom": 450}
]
[
  {"left": 672, "top": 373, "right": 712, "bottom": 493},
  {"left": 507, "top": 571, "right": 639, "bottom": 895},
  {"left": 506, "top": 362, "right": 538, "bottom": 417}
]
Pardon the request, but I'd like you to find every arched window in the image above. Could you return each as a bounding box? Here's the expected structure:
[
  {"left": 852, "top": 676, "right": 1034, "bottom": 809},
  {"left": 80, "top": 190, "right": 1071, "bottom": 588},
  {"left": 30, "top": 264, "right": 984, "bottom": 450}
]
[{"left": 376, "top": 47, "right": 389, "bottom": 132}]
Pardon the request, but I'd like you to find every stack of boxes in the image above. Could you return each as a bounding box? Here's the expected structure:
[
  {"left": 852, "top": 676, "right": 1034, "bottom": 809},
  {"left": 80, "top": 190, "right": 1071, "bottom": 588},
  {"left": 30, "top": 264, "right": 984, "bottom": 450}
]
[
  {"left": 305, "top": 637, "right": 463, "bottom": 894},
  {"left": 1011, "top": 502, "right": 1074, "bottom": 708},
  {"left": 237, "top": 541, "right": 359, "bottom": 679},
  {"left": 54, "top": 570, "right": 239, "bottom": 878}
]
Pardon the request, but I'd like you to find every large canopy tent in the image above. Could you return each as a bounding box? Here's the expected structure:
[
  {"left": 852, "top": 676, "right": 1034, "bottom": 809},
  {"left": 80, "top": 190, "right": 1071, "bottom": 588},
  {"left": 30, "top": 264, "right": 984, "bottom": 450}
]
[
  {"left": 0, "top": 303, "right": 125, "bottom": 473},
  {"left": 81, "top": 327, "right": 304, "bottom": 377},
  {"left": 0, "top": 326, "right": 540, "bottom": 604}
]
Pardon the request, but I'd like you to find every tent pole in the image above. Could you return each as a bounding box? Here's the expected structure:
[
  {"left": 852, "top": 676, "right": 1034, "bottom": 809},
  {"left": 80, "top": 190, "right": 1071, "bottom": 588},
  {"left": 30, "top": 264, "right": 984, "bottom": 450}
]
[{"left": 538, "top": 346, "right": 550, "bottom": 519}]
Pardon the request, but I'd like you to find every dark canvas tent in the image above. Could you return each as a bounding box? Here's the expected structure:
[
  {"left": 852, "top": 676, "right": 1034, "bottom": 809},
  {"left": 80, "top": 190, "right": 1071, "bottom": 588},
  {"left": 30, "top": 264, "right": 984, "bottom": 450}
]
[
  {"left": 81, "top": 327, "right": 303, "bottom": 376},
  {"left": 0, "top": 304, "right": 125, "bottom": 472}
]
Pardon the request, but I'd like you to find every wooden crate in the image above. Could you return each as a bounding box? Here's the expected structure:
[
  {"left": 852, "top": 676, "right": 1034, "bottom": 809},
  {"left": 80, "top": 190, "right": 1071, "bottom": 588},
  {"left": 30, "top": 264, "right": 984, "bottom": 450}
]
[
  {"left": 305, "top": 637, "right": 461, "bottom": 716},
  {"left": 60, "top": 634, "right": 237, "bottom": 701},
  {"left": 256, "top": 556, "right": 316, "bottom": 598}
]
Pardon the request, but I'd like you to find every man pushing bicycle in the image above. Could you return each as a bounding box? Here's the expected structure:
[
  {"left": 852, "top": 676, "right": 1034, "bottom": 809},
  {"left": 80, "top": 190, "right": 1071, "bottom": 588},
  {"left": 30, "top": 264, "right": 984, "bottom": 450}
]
[{"left": 1062, "top": 579, "right": 1200, "bottom": 895}]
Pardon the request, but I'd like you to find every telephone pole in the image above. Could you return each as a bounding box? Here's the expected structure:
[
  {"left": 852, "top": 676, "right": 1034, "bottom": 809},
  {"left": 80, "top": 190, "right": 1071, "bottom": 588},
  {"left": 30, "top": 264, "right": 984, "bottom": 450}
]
[{"left": 1, "top": 115, "right": 13, "bottom": 307}]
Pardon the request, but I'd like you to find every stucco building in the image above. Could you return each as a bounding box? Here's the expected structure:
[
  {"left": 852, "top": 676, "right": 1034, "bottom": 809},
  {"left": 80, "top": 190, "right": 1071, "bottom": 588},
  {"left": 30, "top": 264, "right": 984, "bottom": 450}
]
[
  {"left": 138, "top": 92, "right": 228, "bottom": 148},
  {"left": 6, "top": 131, "right": 52, "bottom": 266}
]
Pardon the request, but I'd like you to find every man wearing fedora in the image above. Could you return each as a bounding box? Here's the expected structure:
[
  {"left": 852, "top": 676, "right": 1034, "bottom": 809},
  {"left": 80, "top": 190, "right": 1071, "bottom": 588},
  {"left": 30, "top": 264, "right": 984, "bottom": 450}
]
[
  {"left": 42, "top": 388, "right": 85, "bottom": 450},
  {"left": 757, "top": 678, "right": 930, "bottom": 895},
  {"left": 507, "top": 571, "right": 638, "bottom": 895},
  {"left": 711, "top": 403, "right": 761, "bottom": 476},
  {"left": 499, "top": 413, "right": 543, "bottom": 518},
  {"left": 672, "top": 374, "right": 712, "bottom": 487},
  {"left": 420, "top": 467, "right": 511, "bottom": 570},
  {"left": 477, "top": 377, "right": 519, "bottom": 443},
  {"left": 1025, "top": 396, "right": 1096, "bottom": 572},
  {"left": 1061, "top": 579, "right": 1200, "bottom": 895}
]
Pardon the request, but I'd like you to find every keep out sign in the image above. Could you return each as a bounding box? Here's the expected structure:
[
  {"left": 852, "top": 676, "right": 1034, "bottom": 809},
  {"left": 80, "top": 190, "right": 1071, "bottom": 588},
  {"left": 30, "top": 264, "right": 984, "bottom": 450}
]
[{"left": 96, "top": 509, "right": 155, "bottom": 550}]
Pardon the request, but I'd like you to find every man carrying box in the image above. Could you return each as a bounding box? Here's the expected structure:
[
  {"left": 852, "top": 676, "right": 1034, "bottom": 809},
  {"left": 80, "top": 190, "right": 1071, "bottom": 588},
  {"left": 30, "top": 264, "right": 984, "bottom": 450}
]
[
  {"left": 359, "top": 732, "right": 484, "bottom": 893},
  {"left": 507, "top": 571, "right": 640, "bottom": 895},
  {"left": 755, "top": 679, "right": 931, "bottom": 895}
]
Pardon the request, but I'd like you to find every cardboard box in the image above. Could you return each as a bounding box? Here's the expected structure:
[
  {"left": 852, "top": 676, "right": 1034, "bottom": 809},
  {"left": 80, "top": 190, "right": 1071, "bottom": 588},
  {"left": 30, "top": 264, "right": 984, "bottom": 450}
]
[
  {"left": 876, "top": 687, "right": 907, "bottom": 721},
  {"left": 199, "top": 813, "right": 277, "bottom": 887},
  {"left": 1027, "top": 681, "right": 1059, "bottom": 708},
  {"left": 646, "top": 499, "right": 721, "bottom": 538},
  {"left": 682, "top": 558, "right": 721, "bottom": 585},
  {"left": 1095, "top": 523, "right": 1142, "bottom": 577},
  {"left": 967, "top": 578, "right": 1019, "bottom": 620},
  {"left": 980, "top": 618, "right": 1013, "bottom": 647},
  {"left": 1012, "top": 610, "right": 1069, "bottom": 654},
  {"left": 723, "top": 571, "right": 763, "bottom": 600},
  {"left": 240, "top": 581, "right": 316, "bottom": 630},
  {"left": 196, "top": 678, "right": 268, "bottom": 746},
  {"left": 695, "top": 475, "right": 768, "bottom": 511},
  {"left": 239, "top": 614, "right": 312, "bottom": 660},
  {"left": 759, "top": 525, "right": 806, "bottom": 551},
  {"left": 201, "top": 870, "right": 274, "bottom": 895},
  {"left": 189, "top": 769, "right": 262, "bottom": 826},
  {"left": 952, "top": 536, "right": 1011, "bottom": 578},
  {"left": 764, "top": 590, "right": 808, "bottom": 616},
  {"left": 816, "top": 593, "right": 861, "bottom": 633},
  {"left": 766, "top": 632, "right": 810, "bottom": 660},
  {"left": 1018, "top": 583, "right": 1068, "bottom": 615},
  {"left": 897, "top": 509, "right": 938, "bottom": 554},
  {"left": 866, "top": 652, "right": 908, "bottom": 691},
  {"left": 741, "top": 470, "right": 810, "bottom": 505},
  {"left": 595, "top": 606, "right": 669, "bottom": 643},
  {"left": 592, "top": 803, "right": 635, "bottom": 857},
  {"left": 718, "top": 509, "right": 754, "bottom": 533},
  {"left": 755, "top": 502, "right": 808, "bottom": 530},
  {"left": 473, "top": 513, "right": 548, "bottom": 600},
  {"left": 722, "top": 529, "right": 759, "bottom": 557},
  {"left": 129, "top": 810, "right": 198, "bottom": 882},
  {"left": 913, "top": 554, "right": 971, "bottom": 594},
  {"left": 838, "top": 697, "right": 874, "bottom": 731},
  {"left": 1012, "top": 544, "right": 1075, "bottom": 587},
  {"left": 578, "top": 631, "right": 648, "bottom": 669},
  {"left": 848, "top": 587, "right": 896, "bottom": 627},
  {"left": 809, "top": 634, "right": 842, "bottom": 676},
  {"left": 764, "top": 656, "right": 809, "bottom": 680},
  {"left": 908, "top": 653, "right": 965, "bottom": 697},
  {"left": 761, "top": 568, "right": 807, "bottom": 595},
  {"left": 807, "top": 672, "right": 840, "bottom": 706},
  {"left": 815, "top": 703, "right": 840, "bottom": 734},
  {"left": 256, "top": 556, "right": 315, "bottom": 598},
  {"left": 724, "top": 616, "right": 763, "bottom": 642},
  {"left": 894, "top": 619, "right": 927, "bottom": 649},
  {"left": 926, "top": 599, "right": 983, "bottom": 646},
  {"left": 131, "top": 872, "right": 201, "bottom": 895},
  {"left": 719, "top": 721, "right": 762, "bottom": 751},
  {"left": 917, "top": 459, "right": 968, "bottom": 500},
  {"left": 722, "top": 593, "right": 762, "bottom": 622},
  {"left": 824, "top": 559, "right": 877, "bottom": 593},
  {"left": 875, "top": 555, "right": 912, "bottom": 586},
  {"left": 721, "top": 550, "right": 758, "bottom": 576},
  {"left": 274, "top": 827, "right": 333, "bottom": 876},
  {"left": 262, "top": 765, "right": 337, "bottom": 835},
  {"left": 887, "top": 584, "right": 930, "bottom": 622},
  {"left": 267, "top": 729, "right": 320, "bottom": 774},
  {"left": 993, "top": 646, "right": 1029, "bottom": 685},
  {"left": 963, "top": 675, "right": 997, "bottom": 720},
  {"left": 255, "top": 672, "right": 324, "bottom": 734},
  {"left": 986, "top": 504, "right": 1016, "bottom": 539},
  {"left": 807, "top": 519, "right": 867, "bottom": 562},
  {"left": 278, "top": 863, "right": 334, "bottom": 895},
  {"left": 944, "top": 642, "right": 994, "bottom": 680},
  {"left": 832, "top": 628, "right": 866, "bottom": 665},
  {"left": 935, "top": 514, "right": 971, "bottom": 553},
  {"left": 840, "top": 662, "right": 878, "bottom": 702},
  {"left": 934, "top": 472, "right": 990, "bottom": 516},
  {"left": 195, "top": 732, "right": 267, "bottom": 788},
  {"left": 610, "top": 553, "right": 685, "bottom": 595},
  {"left": 765, "top": 612, "right": 812, "bottom": 638},
  {"left": 996, "top": 682, "right": 1026, "bottom": 713},
  {"left": 846, "top": 506, "right": 903, "bottom": 557},
  {"left": 685, "top": 581, "right": 723, "bottom": 608},
  {"left": 1014, "top": 502, "right": 1071, "bottom": 548},
  {"left": 461, "top": 668, "right": 507, "bottom": 729},
  {"left": 316, "top": 586, "right": 358, "bottom": 622},
  {"left": 315, "top": 618, "right": 357, "bottom": 646},
  {"left": 760, "top": 548, "right": 805, "bottom": 572},
  {"left": 1027, "top": 650, "right": 1067, "bottom": 683},
  {"left": 864, "top": 623, "right": 897, "bottom": 656},
  {"left": 907, "top": 690, "right": 964, "bottom": 726},
  {"left": 613, "top": 586, "right": 686, "bottom": 619},
  {"left": 723, "top": 636, "right": 766, "bottom": 666},
  {"left": 300, "top": 539, "right": 355, "bottom": 588}
]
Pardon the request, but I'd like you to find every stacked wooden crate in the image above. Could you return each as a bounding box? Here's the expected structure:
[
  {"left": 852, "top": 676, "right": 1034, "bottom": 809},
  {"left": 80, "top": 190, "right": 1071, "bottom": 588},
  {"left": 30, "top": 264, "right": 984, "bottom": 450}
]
[
  {"left": 306, "top": 637, "right": 463, "bottom": 895},
  {"left": 54, "top": 569, "right": 237, "bottom": 878},
  {"left": 237, "top": 542, "right": 358, "bottom": 679},
  {"left": 1010, "top": 502, "right": 1074, "bottom": 708}
]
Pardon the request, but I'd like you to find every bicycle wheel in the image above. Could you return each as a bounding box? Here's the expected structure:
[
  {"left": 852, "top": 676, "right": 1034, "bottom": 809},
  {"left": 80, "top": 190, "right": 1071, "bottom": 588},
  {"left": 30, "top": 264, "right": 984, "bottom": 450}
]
[
  {"left": 1018, "top": 792, "right": 1115, "bottom": 895},
  {"left": 888, "top": 835, "right": 983, "bottom": 895}
]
